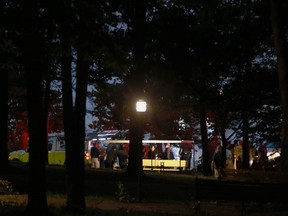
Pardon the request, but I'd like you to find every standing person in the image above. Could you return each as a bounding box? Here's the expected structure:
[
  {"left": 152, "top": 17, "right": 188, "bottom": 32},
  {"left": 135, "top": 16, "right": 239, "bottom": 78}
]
[
  {"left": 170, "top": 144, "right": 180, "bottom": 160},
  {"left": 147, "top": 145, "right": 157, "bottom": 159},
  {"left": 249, "top": 143, "right": 257, "bottom": 168},
  {"left": 90, "top": 142, "right": 100, "bottom": 168},
  {"left": 117, "top": 144, "right": 129, "bottom": 169},
  {"left": 162, "top": 143, "right": 174, "bottom": 159},
  {"left": 105, "top": 145, "right": 117, "bottom": 169},
  {"left": 257, "top": 141, "right": 268, "bottom": 170},
  {"left": 233, "top": 140, "right": 243, "bottom": 169},
  {"left": 208, "top": 135, "right": 221, "bottom": 175},
  {"left": 180, "top": 143, "right": 191, "bottom": 170},
  {"left": 212, "top": 145, "right": 223, "bottom": 179},
  {"left": 142, "top": 145, "right": 148, "bottom": 159},
  {"left": 99, "top": 149, "right": 106, "bottom": 168}
]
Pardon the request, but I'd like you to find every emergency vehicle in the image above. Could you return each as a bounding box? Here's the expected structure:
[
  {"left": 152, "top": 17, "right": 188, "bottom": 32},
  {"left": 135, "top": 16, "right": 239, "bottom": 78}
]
[{"left": 9, "top": 135, "right": 90, "bottom": 165}]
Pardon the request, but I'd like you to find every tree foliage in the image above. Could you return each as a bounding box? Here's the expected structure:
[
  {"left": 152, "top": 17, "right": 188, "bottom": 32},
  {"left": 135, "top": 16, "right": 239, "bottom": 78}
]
[{"left": 1, "top": 0, "right": 287, "bottom": 213}]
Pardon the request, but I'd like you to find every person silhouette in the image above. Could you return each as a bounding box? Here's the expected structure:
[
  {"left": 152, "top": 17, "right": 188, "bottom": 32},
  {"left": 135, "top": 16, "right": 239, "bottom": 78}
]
[{"left": 212, "top": 145, "right": 223, "bottom": 179}]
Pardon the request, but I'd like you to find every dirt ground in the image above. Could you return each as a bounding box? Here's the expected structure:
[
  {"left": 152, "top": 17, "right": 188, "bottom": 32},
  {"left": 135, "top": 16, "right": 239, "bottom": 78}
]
[
  {"left": 3, "top": 191, "right": 288, "bottom": 216},
  {"left": 49, "top": 196, "right": 288, "bottom": 216}
]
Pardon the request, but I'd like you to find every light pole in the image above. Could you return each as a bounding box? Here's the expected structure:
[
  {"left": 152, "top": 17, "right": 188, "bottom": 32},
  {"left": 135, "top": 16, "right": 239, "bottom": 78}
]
[{"left": 136, "top": 99, "right": 146, "bottom": 202}]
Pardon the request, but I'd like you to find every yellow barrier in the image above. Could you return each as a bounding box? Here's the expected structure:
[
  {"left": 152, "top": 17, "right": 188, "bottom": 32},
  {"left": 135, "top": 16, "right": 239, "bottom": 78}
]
[{"left": 142, "top": 159, "right": 187, "bottom": 171}]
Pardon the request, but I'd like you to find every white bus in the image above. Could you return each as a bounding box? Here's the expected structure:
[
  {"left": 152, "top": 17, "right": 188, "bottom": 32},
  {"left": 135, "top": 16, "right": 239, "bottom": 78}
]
[{"left": 103, "top": 139, "right": 201, "bottom": 171}]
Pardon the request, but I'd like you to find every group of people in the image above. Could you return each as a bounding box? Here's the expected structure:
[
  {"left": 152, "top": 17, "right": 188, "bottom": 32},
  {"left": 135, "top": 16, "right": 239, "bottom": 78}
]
[
  {"left": 143, "top": 142, "right": 192, "bottom": 161},
  {"left": 251, "top": 142, "right": 268, "bottom": 170},
  {"left": 90, "top": 142, "right": 129, "bottom": 169},
  {"left": 91, "top": 141, "right": 194, "bottom": 170},
  {"left": 210, "top": 140, "right": 270, "bottom": 179}
]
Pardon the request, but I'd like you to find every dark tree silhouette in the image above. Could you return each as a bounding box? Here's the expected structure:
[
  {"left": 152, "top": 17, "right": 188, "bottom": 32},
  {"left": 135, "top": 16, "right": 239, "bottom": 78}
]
[
  {"left": 60, "top": 0, "right": 91, "bottom": 211},
  {"left": 0, "top": 0, "right": 9, "bottom": 170},
  {"left": 270, "top": 0, "right": 288, "bottom": 171},
  {"left": 0, "top": 71, "right": 9, "bottom": 170},
  {"left": 23, "top": 1, "right": 48, "bottom": 214},
  {"left": 125, "top": 0, "right": 147, "bottom": 180}
]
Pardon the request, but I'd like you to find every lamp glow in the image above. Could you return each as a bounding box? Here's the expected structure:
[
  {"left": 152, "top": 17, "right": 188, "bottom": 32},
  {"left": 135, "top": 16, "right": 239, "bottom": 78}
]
[{"left": 136, "top": 100, "right": 147, "bottom": 112}]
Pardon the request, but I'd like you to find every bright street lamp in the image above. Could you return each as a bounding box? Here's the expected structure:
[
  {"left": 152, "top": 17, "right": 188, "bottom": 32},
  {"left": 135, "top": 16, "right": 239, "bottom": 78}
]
[{"left": 136, "top": 100, "right": 147, "bottom": 112}]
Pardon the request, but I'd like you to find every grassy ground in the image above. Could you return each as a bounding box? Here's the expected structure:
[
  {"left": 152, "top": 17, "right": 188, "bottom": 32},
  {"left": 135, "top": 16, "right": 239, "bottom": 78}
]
[
  {"left": 0, "top": 162, "right": 196, "bottom": 215},
  {"left": 1, "top": 162, "right": 288, "bottom": 216},
  {"left": 1, "top": 162, "right": 195, "bottom": 200}
]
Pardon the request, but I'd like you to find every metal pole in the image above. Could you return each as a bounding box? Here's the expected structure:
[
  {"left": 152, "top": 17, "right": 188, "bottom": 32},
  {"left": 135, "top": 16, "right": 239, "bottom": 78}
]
[
  {"left": 150, "top": 148, "right": 153, "bottom": 171},
  {"left": 137, "top": 113, "right": 143, "bottom": 202},
  {"left": 136, "top": 99, "right": 146, "bottom": 202}
]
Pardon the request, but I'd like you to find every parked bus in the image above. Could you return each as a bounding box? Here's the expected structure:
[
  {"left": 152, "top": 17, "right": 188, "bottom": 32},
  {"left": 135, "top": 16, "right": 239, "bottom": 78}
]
[{"left": 100, "top": 139, "right": 201, "bottom": 171}]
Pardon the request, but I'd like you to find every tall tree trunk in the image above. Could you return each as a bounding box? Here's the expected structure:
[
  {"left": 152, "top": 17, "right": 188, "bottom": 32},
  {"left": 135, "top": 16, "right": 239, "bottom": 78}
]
[
  {"left": 200, "top": 111, "right": 210, "bottom": 176},
  {"left": 63, "top": 0, "right": 88, "bottom": 210},
  {"left": 199, "top": 68, "right": 210, "bottom": 176},
  {"left": 61, "top": 50, "right": 77, "bottom": 209},
  {"left": 42, "top": 7, "right": 54, "bottom": 165},
  {"left": 57, "top": 0, "right": 86, "bottom": 211},
  {"left": 23, "top": 1, "right": 48, "bottom": 214},
  {"left": 0, "top": 0, "right": 9, "bottom": 171},
  {"left": 242, "top": 111, "right": 250, "bottom": 169},
  {"left": 59, "top": 0, "right": 74, "bottom": 173},
  {"left": 216, "top": 97, "right": 228, "bottom": 169},
  {"left": 126, "top": 0, "right": 146, "bottom": 179},
  {"left": 42, "top": 79, "right": 51, "bottom": 164},
  {"left": 65, "top": 50, "right": 88, "bottom": 211},
  {"left": 220, "top": 126, "right": 227, "bottom": 168},
  {"left": 126, "top": 113, "right": 144, "bottom": 177},
  {"left": 0, "top": 71, "right": 9, "bottom": 170},
  {"left": 270, "top": 0, "right": 288, "bottom": 171}
]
